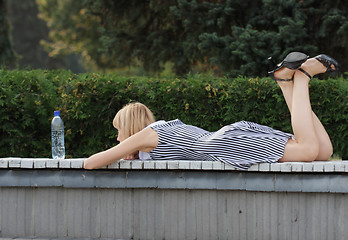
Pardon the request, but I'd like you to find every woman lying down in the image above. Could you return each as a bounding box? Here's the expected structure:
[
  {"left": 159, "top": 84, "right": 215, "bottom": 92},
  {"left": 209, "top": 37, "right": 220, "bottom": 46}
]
[{"left": 84, "top": 52, "right": 338, "bottom": 170}]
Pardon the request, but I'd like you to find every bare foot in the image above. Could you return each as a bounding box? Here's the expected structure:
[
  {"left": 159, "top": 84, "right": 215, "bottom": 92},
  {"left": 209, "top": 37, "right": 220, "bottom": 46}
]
[{"left": 299, "top": 58, "right": 329, "bottom": 78}]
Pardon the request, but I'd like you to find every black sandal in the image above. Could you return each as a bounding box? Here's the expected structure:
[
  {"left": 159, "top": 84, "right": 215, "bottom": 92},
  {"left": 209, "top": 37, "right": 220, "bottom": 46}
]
[
  {"left": 315, "top": 54, "right": 340, "bottom": 74},
  {"left": 268, "top": 52, "right": 309, "bottom": 81},
  {"left": 297, "top": 54, "right": 340, "bottom": 79}
]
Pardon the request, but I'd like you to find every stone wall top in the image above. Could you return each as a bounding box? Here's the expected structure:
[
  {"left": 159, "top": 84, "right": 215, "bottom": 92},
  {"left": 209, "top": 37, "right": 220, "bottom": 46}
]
[{"left": 0, "top": 157, "right": 346, "bottom": 173}]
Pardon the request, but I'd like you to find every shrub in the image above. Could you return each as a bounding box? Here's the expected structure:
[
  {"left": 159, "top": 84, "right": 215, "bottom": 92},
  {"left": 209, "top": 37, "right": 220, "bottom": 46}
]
[{"left": 0, "top": 69, "right": 347, "bottom": 159}]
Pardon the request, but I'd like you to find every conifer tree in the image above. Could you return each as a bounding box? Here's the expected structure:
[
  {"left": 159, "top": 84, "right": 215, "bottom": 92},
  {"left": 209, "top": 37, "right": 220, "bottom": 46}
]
[
  {"left": 7, "top": 0, "right": 58, "bottom": 69},
  {"left": 38, "top": 0, "right": 348, "bottom": 76},
  {"left": 0, "top": 0, "right": 16, "bottom": 67},
  {"left": 85, "top": 0, "right": 348, "bottom": 76}
]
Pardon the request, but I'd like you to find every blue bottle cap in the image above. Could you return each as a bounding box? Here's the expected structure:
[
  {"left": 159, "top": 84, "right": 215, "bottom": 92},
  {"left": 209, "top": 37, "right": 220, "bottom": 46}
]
[{"left": 54, "top": 111, "right": 60, "bottom": 116}]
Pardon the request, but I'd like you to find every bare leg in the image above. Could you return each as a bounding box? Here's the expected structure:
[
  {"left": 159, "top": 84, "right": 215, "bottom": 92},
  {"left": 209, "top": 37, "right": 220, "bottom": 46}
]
[
  {"left": 310, "top": 114, "right": 333, "bottom": 160},
  {"left": 276, "top": 79, "right": 333, "bottom": 160},
  {"left": 275, "top": 59, "right": 333, "bottom": 162}
]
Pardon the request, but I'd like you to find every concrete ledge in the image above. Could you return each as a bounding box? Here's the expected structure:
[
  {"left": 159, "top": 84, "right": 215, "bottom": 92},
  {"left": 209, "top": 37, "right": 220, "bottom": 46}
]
[
  {"left": 1, "top": 168, "right": 348, "bottom": 193},
  {"left": 1, "top": 158, "right": 348, "bottom": 193},
  {"left": 1, "top": 158, "right": 348, "bottom": 239},
  {"left": 0, "top": 157, "right": 346, "bottom": 172}
]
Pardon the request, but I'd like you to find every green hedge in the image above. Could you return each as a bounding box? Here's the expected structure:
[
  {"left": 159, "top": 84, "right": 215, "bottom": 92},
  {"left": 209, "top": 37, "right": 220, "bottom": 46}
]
[{"left": 0, "top": 69, "right": 347, "bottom": 159}]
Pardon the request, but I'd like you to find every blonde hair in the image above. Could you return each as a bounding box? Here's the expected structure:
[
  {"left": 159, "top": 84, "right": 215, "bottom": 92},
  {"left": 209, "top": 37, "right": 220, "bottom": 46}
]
[{"left": 113, "top": 102, "right": 155, "bottom": 139}]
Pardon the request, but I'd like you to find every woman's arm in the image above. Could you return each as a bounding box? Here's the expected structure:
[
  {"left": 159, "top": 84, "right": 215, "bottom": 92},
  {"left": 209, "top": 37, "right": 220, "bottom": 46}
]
[{"left": 84, "top": 128, "right": 158, "bottom": 169}]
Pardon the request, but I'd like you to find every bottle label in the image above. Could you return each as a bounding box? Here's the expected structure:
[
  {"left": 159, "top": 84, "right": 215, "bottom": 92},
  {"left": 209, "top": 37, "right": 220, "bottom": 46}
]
[
  {"left": 52, "top": 130, "right": 65, "bottom": 159},
  {"left": 52, "top": 130, "right": 64, "bottom": 145}
]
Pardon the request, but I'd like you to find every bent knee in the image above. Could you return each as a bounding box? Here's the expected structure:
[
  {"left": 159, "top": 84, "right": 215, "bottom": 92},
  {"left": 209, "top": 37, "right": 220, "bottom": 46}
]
[
  {"left": 300, "top": 144, "right": 320, "bottom": 161},
  {"left": 282, "top": 140, "right": 319, "bottom": 162},
  {"left": 316, "top": 146, "right": 333, "bottom": 161}
]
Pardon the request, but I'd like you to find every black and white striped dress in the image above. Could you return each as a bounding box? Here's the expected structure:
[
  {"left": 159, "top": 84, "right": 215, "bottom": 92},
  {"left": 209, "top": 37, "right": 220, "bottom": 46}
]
[{"left": 144, "top": 119, "right": 293, "bottom": 170}]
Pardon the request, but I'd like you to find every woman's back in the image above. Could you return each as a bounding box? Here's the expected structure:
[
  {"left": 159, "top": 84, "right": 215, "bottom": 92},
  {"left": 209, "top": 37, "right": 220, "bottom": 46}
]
[{"left": 147, "top": 119, "right": 292, "bottom": 170}]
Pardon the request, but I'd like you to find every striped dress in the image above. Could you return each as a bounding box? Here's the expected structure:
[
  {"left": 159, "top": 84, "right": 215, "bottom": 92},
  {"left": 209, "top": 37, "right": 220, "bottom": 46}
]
[{"left": 145, "top": 119, "right": 293, "bottom": 170}]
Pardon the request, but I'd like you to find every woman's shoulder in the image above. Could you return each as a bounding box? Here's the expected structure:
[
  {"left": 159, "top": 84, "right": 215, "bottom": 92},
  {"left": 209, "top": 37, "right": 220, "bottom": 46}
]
[
  {"left": 147, "top": 119, "right": 184, "bottom": 129},
  {"left": 147, "top": 120, "right": 167, "bottom": 128}
]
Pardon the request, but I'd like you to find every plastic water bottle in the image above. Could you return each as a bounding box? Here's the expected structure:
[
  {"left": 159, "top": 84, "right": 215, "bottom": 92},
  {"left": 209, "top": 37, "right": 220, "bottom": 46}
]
[{"left": 51, "top": 111, "right": 65, "bottom": 159}]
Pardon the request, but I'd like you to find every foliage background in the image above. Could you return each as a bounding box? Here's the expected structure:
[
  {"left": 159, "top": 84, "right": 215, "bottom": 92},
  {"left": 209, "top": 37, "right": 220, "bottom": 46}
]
[
  {"left": 0, "top": 0, "right": 16, "bottom": 66},
  {"left": 1, "top": 70, "right": 347, "bottom": 159},
  {"left": 34, "top": 0, "right": 348, "bottom": 76},
  {"left": 0, "top": 1, "right": 347, "bottom": 160}
]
